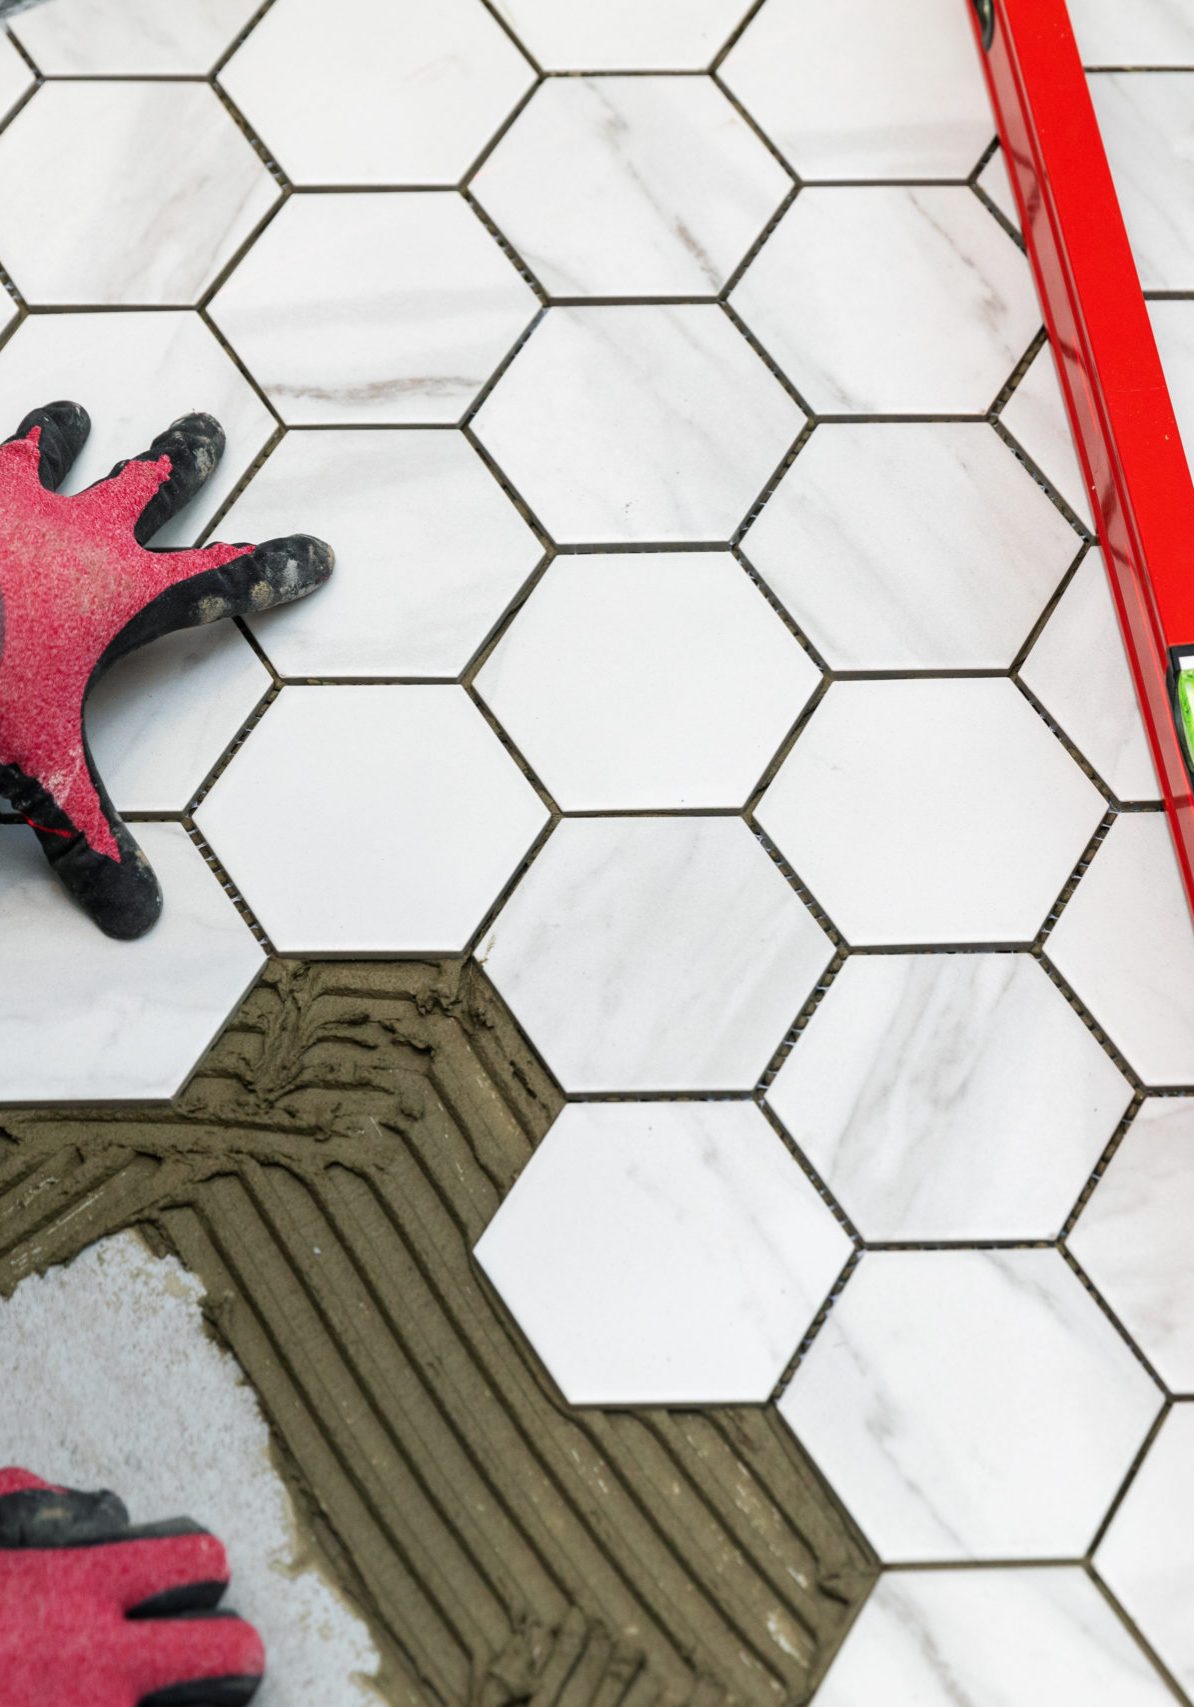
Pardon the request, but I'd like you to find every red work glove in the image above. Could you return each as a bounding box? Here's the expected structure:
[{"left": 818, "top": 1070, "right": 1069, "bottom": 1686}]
[{"left": 0, "top": 1468, "right": 264, "bottom": 1705}]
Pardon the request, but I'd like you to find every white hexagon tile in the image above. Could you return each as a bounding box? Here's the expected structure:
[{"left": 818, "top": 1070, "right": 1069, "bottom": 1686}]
[
  {"left": 480, "top": 815, "right": 833, "bottom": 1092},
  {"left": 815, "top": 1568, "right": 1176, "bottom": 1707},
  {"left": 780, "top": 1249, "right": 1161, "bottom": 1561},
  {"left": 721, "top": 0, "right": 991, "bottom": 181},
  {"left": 475, "top": 552, "right": 820, "bottom": 808},
  {"left": 999, "top": 340, "right": 1096, "bottom": 527},
  {"left": 11, "top": 0, "right": 262, "bottom": 71},
  {"left": 767, "top": 953, "right": 1131, "bottom": 1241},
  {"left": 217, "top": 430, "right": 543, "bottom": 678},
  {"left": 487, "top": 0, "right": 748, "bottom": 70},
  {"left": 1097, "top": 1404, "right": 1194, "bottom": 1696},
  {"left": 756, "top": 678, "right": 1106, "bottom": 945},
  {"left": 0, "top": 823, "right": 262, "bottom": 1102},
  {"left": 730, "top": 187, "right": 1039, "bottom": 414},
  {"left": 1046, "top": 812, "right": 1194, "bottom": 1085},
  {"left": 1070, "top": 1098, "right": 1194, "bottom": 1392},
  {"left": 0, "top": 29, "right": 33, "bottom": 121},
  {"left": 1021, "top": 551, "right": 1161, "bottom": 802},
  {"left": 194, "top": 685, "right": 548, "bottom": 953},
  {"left": 208, "top": 192, "right": 539, "bottom": 424},
  {"left": 471, "top": 76, "right": 790, "bottom": 298},
  {"left": 1088, "top": 73, "right": 1194, "bottom": 291},
  {"left": 741, "top": 422, "right": 1079, "bottom": 670},
  {"left": 472, "top": 304, "right": 803, "bottom": 541},
  {"left": 0, "top": 81, "right": 278, "bottom": 305},
  {"left": 1068, "top": 0, "right": 1194, "bottom": 67},
  {"left": 475, "top": 1100, "right": 852, "bottom": 1405},
  {"left": 220, "top": 0, "right": 535, "bottom": 186}
]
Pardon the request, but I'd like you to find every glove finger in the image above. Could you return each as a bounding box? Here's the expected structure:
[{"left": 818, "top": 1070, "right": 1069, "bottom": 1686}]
[
  {"left": 101, "top": 413, "right": 226, "bottom": 544},
  {"left": 122, "top": 1607, "right": 264, "bottom": 1705},
  {"left": 0, "top": 1480, "right": 130, "bottom": 1547},
  {"left": 6, "top": 399, "right": 90, "bottom": 490},
  {"left": 30, "top": 796, "right": 163, "bottom": 940},
  {"left": 108, "top": 534, "right": 334, "bottom": 662}
]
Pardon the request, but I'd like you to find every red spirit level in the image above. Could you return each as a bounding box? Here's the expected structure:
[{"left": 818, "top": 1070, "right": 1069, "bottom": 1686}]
[{"left": 967, "top": 0, "right": 1194, "bottom": 921}]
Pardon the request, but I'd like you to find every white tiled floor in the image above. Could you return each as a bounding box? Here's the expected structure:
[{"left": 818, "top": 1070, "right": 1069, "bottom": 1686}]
[{"left": 4, "top": 0, "right": 1194, "bottom": 1699}]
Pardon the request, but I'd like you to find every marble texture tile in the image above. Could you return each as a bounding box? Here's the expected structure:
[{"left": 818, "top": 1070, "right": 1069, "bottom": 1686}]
[
  {"left": 475, "top": 1101, "right": 852, "bottom": 1405},
  {"left": 12, "top": 0, "right": 262, "bottom": 71},
  {"left": 0, "top": 81, "right": 279, "bottom": 306},
  {"left": 480, "top": 816, "right": 833, "bottom": 1092},
  {"left": 731, "top": 188, "right": 1039, "bottom": 414},
  {"left": 1088, "top": 73, "right": 1194, "bottom": 290},
  {"left": 220, "top": 0, "right": 534, "bottom": 187},
  {"left": 1045, "top": 812, "right": 1194, "bottom": 1085},
  {"left": 471, "top": 76, "right": 789, "bottom": 298},
  {"left": 999, "top": 342, "right": 1096, "bottom": 526},
  {"left": 781, "top": 1250, "right": 1162, "bottom": 1561},
  {"left": 488, "top": 0, "right": 747, "bottom": 70},
  {"left": 472, "top": 305, "right": 803, "bottom": 542},
  {"left": 721, "top": 0, "right": 991, "bottom": 181},
  {"left": 475, "top": 552, "right": 820, "bottom": 809},
  {"left": 1021, "top": 551, "right": 1160, "bottom": 801},
  {"left": 0, "top": 823, "right": 262, "bottom": 1102},
  {"left": 1070, "top": 1098, "right": 1194, "bottom": 1390},
  {"left": 194, "top": 685, "right": 548, "bottom": 953},
  {"left": 1068, "top": 0, "right": 1194, "bottom": 66},
  {"left": 0, "top": 1234, "right": 382, "bottom": 1704},
  {"left": 87, "top": 625, "right": 270, "bottom": 812},
  {"left": 209, "top": 192, "right": 539, "bottom": 425},
  {"left": 0, "top": 311, "right": 276, "bottom": 546},
  {"left": 1149, "top": 299, "right": 1194, "bottom": 488},
  {"left": 757, "top": 679, "right": 1106, "bottom": 946},
  {"left": 1097, "top": 1404, "right": 1194, "bottom": 1695},
  {"left": 767, "top": 954, "right": 1131, "bottom": 1241},
  {"left": 816, "top": 1568, "right": 1175, "bottom": 1707},
  {"left": 741, "top": 422, "right": 1078, "bottom": 670},
  {"left": 218, "top": 431, "right": 542, "bottom": 678},
  {"left": 977, "top": 146, "right": 1019, "bottom": 230},
  {"left": 0, "top": 28, "right": 34, "bottom": 120}
]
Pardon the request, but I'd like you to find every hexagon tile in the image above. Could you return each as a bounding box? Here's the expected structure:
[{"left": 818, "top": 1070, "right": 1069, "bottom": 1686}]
[
  {"left": 220, "top": 0, "right": 535, "bottom": 187},
  {"left": 757, "top": 678, "right": 1106, "bottom": 945},
  {"left": 0, "top": 81, "right": 278, "bottom": 305},
  {"left": 480, "top": 815, "right": 833, "bottom": 1091},
  {"left": 472, "top": 304, "right": 803, "bottom": 541},
  {"left": 208, "top": 192, "right": 539, "bottom": 424},
  {"left": 194, "top": 685, "right": 548, "bottom": 953},
  {"left": 475, "top": 551, "right": 820, "bottom": 808},
  {"left": 781, "top": 1249, "right": 1161, "bottom": 1561},
  {"left": 767, "top": 953, "right": 1131, "bottom": 1242},
  {"left": 471, "top": 77, "right": 790, "bottom": 298},
  {"left": 476, "top": 1100, "right": 852, "bottom": 1405},
  {"left": 742, "top": 421, "right": 1079, "bottom": 670}
]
